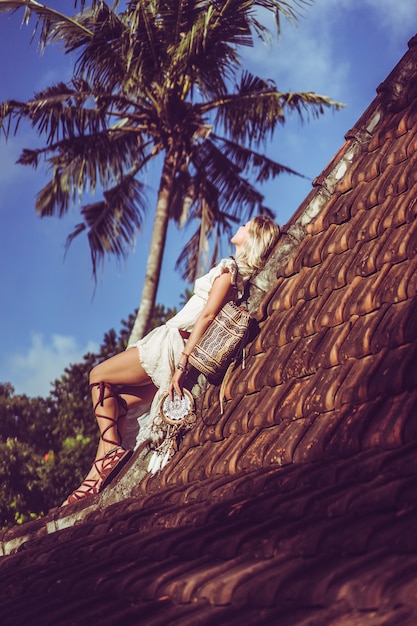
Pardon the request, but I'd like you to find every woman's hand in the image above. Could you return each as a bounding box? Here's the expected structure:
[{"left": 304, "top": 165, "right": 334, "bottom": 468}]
[{"left": 169, "top": 366, "right": 186, "bottom": 400}]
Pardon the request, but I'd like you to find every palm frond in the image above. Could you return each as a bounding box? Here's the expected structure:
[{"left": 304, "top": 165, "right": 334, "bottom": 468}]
[
  {"left": 71, "top": 4, "right": 129, "bottom": 91},
  {"left": 0, "top": 0, "right": 93, "bottom": 51},
  {"left": 1, "top": 80, "right": 108, "bottom": 143},
  {"left": 206, "top": 70, "right": 344, "bottom": 145},
  {"left": 175, "top": 217, "right": 212, "bottom": 283},
  {"left": 65, "top": 175, "right": 147, "bottom": 277},
  {"left": 191, "top": 138, "right": 265, "bottom": 216},
  {"left": 33, "top": 130, "right": 149, "bottom": 218},
  {"left": 210, "top": 0, "right": 256, "bottom": 47},
  {"left": 250, "top": 1, "right": 312, "bottom": 34},
  {"left": 0, "top": 2, "right": 129, "bottom": 94},
  {"left": 175, "top": 203, "right": 239, "bottom": 282},
  {"left": 173, "top": 149, "right": 272, "bottom": 284},
  {"left": 35, "top": 166, "right": 72, "bottom": 219},
  {"left": 27, "top": 81, "right": 108, "bottom": 143},
  {"left": 2, "top": 78, "right": 154, "bottom": 155},
  {"left": 74, "top": 0, "right": 111, "bottom": 10},
  {"left": 127, "top": 1, "right": 160, "bottom": 73},
  {"left": 0, "top": 99, "right": 26, "bottom": 137},
  {"left": 168, "top": 1, "right": 249, "bottom": 98},
  {"left": 211, "top": 133, "right": 304, "bottom": 181}
]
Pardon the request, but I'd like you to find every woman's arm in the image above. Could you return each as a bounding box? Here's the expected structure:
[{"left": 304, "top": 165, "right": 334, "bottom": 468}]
[{"left": 170, "top": 270, "right": 234, "bottom": 398}]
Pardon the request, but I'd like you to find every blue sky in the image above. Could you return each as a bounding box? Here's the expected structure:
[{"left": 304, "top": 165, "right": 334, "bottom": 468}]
[{"left": 0, "top": 0, "right": 415, "bottom": 397}]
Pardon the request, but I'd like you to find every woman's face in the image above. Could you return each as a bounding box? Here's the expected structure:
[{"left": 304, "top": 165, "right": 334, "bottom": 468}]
[{"left": 231, "top": 221, "right": 252, "bottom": 248}]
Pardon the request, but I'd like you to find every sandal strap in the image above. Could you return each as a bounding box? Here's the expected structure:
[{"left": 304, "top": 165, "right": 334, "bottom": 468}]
[
  {"left": 92, "top": 382, "right": 128, "bottom": 414},
  {"left": 66, "top": 478, "right": 100, "bottom": 504},
  {"left": 100, "top": 446, "right": 126, "bottom": 476},
  {"left": 100, "top": 447, "right": 133, "bottom": 490},
  {"left": 104, "top": 445, "right": 124, "bottom": 457},
  {"left": 90, "top": 382, "right": 127, "bottom": 447}
]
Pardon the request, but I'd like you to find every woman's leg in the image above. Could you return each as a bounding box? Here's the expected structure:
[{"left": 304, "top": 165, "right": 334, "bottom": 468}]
[
  {"left": 116, "top": 383, "right": 157, "bottom": 441},
  {"left": 63, "top": 348, "right": 156, "bottom": 505},
  {"left": 89, "top": 347, "right": 154, "bottom": 459}
]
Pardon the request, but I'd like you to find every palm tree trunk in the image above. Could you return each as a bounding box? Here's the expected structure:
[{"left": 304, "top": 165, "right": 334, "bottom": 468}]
[{"left": 128, "top": 152, "right": 177, "bottom": 345}]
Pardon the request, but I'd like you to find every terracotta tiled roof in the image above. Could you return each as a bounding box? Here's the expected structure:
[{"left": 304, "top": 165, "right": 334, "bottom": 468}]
[{"left": 2, "top": 34, "right": 417, "bottom": 626}]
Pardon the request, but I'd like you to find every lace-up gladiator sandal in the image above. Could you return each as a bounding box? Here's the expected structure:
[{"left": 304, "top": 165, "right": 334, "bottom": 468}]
[
  {"left": 63, "top": 478, "right": 101, "bottom": 505},
  {"left": 63, "top": 382, "right": 133, "bottom": 506},
  {"left": 91, "top": 382, "right": 133, "bottom": 490}
]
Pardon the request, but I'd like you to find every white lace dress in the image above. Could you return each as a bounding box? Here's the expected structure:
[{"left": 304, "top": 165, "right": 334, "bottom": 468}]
[{"left": 123, "top": 257, "right": 247, "bottom": 456}]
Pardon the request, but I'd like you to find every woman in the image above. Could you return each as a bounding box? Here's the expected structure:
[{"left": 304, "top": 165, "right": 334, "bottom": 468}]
[{"left": 63, "top": 216, "right": 280, "bottom": 505}]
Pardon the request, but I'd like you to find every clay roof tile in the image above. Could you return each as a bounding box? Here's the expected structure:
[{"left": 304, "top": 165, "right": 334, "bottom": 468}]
[{"left": 4, "top": 31, "right": 417, "bottom": 626}]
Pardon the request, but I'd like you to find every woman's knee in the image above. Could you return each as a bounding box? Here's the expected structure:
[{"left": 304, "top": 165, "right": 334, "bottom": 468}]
[
  {"left": 88, "top": 349, "right": 150, "bottom": 388},
  {"left": 89, "top": 362, "right": 106, "bottom": 386}
]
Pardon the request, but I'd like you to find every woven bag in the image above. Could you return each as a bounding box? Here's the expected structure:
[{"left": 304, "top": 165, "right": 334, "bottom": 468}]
[{"left": 188, "top": 300, "right": 251, "bottom": 383}]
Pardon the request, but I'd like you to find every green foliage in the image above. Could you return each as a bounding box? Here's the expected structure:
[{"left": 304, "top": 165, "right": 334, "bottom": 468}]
[
  {"left": 0, "top": 302, "right": 176, "bottom": 530},
  {"left": 39, "top": 435, "right": 95, "bottom": 508},
  {"left": 0, "top": 438, "right": 44, "bottom": 527}
]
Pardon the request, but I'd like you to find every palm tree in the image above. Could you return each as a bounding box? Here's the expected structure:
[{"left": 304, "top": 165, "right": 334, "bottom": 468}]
[{"left": 0, "top": 0, "right": 342, "bottom": 342}]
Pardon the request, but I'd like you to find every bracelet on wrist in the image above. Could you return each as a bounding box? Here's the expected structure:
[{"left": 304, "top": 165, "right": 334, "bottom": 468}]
[
  {"left": 181, "top": 351, "right": 190, "bottom": 359},
  {"left": 176, "top": 363, "right": 187, "bottom": 372}
]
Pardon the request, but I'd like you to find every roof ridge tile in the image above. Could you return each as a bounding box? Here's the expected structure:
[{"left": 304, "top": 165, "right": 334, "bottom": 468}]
[{"left": 305, "top": 193, "right": 343, "bottom": 236}]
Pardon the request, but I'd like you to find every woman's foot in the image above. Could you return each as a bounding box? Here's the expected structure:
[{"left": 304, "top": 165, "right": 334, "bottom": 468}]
[
  {"left": 62, "top": 477, "right": 101, "bottom": 507},
  {"left": 99, "top": 446, "right": 133, "bottom": 490},
  {"left": 61, "top": 447, "right": 133, "bottom": 507}
]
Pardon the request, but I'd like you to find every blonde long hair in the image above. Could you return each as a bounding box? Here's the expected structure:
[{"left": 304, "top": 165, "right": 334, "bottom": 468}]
[{"left": 236, "top": 215, "right": 280, "bottom": 279}]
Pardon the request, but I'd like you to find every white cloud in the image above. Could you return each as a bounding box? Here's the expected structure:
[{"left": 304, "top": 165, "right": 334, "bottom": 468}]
[
  {"left": 245, "top": 5, "right": 350, "bottom": 102},
  {"left": 334, "top": 0, "right": 416, "bottom": 37},
  {"left": 246, "top": 0, "right": 415, "bottom": 97},
  {"left": 304, "top": 0, "right": 416, "bottom": 51},
  {"left": 8, "top": 333, "right": 99, "bottom": 397}
]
